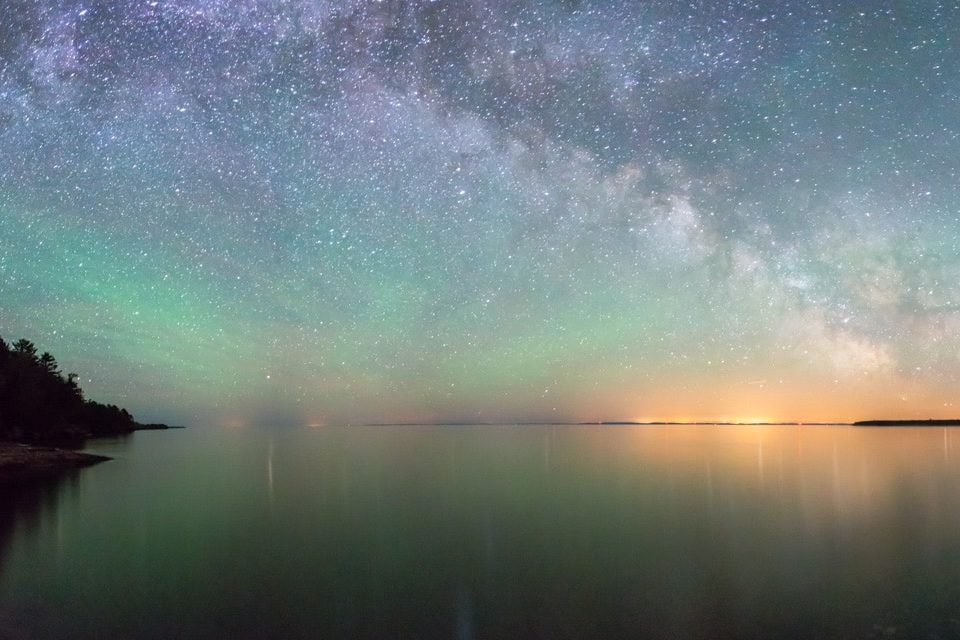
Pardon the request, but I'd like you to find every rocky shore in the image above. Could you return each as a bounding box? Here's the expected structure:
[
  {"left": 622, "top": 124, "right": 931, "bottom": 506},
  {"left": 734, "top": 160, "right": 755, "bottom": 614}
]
[{"left": 0, "top": 442, "right": 111, "bottom": 482}]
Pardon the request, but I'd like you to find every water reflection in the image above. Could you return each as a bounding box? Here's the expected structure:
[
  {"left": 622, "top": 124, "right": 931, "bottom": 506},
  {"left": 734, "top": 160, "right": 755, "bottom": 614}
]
[
  {"left": 0, "top": 474, "right": 75, "bottom": 569},
  {"left": 267, "top": 438, "right": 275, "bottom": 508},
  {"left": 2, "top": 426, "right": 960, "bottom": 639}
]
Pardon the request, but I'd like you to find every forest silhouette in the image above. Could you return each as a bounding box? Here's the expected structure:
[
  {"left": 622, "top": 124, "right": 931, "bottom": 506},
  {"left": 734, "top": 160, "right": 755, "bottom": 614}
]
[{"left": 0, "top": 335, "right": 138, "bottom": 445}]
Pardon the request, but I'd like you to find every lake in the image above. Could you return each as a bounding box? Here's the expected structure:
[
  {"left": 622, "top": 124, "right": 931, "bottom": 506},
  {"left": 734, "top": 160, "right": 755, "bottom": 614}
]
[{"left": 3, "top": 425, "right": 960, "bottom": 639}]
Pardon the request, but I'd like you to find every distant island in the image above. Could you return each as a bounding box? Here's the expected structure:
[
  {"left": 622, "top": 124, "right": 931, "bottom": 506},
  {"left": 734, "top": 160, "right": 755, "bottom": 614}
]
[
  {"left": 0, "top": 335, "right": 178, "bottom": 480},
  {"left": 854, "top": 419, "right": 960, "bottom": 426}
]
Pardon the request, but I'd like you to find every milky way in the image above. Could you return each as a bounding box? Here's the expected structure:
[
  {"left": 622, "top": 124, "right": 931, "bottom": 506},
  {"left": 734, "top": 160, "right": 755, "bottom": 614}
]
[{"left": 1, "top": 1, "right": 958, "bottom": 425}]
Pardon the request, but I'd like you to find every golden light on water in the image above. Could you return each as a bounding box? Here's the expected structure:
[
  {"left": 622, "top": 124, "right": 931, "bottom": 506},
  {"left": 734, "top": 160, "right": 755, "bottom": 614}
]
[{"left": 605, "top": 424, "right": 960, "bottom": 529}]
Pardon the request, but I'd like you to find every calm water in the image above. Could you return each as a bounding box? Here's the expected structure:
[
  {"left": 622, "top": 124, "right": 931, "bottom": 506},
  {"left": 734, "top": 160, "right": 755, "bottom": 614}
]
[{"left": 4, "top": 425, "right": 960, "bottom": 639}]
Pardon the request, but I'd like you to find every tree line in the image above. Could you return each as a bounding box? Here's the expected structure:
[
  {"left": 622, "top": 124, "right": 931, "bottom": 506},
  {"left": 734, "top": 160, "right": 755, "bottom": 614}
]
[{"left": 0, "top": 336, "right": 138, "bottom": 444}]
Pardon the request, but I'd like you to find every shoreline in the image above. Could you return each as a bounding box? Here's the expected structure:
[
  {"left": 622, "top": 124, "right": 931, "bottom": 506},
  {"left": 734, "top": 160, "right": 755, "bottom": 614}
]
[{"left": 0, "top": 442, "right": 111, "bottom": 483}]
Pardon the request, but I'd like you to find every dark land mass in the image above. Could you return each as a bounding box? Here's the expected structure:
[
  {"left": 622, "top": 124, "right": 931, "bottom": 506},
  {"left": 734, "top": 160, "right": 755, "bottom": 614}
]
[
  {"left": 0, "top": 334, "right": 182, "bottom": 445},
  {"left": 0, "top": 334, "right": 181, "bottom": 481},
  {"left": 854, "top": 419, "right": 960, "bottom": 426}
]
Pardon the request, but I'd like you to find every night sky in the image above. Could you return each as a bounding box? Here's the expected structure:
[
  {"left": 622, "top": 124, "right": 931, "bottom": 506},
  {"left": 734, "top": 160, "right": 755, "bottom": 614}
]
[{"left": 1, "top": 1, "right": 958, "bottom": 426}]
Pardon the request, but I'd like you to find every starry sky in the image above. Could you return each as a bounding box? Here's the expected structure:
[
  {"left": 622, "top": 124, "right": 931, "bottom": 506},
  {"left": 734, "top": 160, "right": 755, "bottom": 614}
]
[{"left": 1, "top": 0, "right": 958, "bottom": 426}]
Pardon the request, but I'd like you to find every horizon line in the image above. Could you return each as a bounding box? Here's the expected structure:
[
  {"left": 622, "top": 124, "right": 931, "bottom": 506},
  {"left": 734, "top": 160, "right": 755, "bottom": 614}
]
[
  {"left": 348, "top": 420, "right": 846, "bottom": 427},
  {"left": 348, "top": 418, "right": 960, "bottom": 427}
]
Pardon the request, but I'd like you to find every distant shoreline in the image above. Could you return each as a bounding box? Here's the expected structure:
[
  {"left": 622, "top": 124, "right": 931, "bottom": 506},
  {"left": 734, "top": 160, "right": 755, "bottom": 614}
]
[
  {"left": 135, "top": 423, "right": 186, "bottom": 431},
  {"left": 360, "top": 421, "right": 853, "bottom": 427},
  {"left": 852, "top": 419, "right": 960, "bottom": 427},
  {"left": 360, "top": 420, "right": 960, "bottom": 427}
]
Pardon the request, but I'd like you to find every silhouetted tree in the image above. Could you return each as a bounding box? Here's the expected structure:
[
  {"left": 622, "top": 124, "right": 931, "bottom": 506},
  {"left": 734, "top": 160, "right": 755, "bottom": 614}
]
[
  {"left": 12, "top": 339, "right": 37, "bottom": 361},
  {"left": 66, "top": 372, "right": 83, "bottom": 399},
  {"left": 38, "top": 352, "right": 59, "bottom": 375}
]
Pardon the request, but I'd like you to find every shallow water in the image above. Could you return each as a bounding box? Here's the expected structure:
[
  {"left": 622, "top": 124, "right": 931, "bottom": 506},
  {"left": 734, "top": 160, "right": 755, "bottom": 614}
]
[{"left": 3, "top": 425, "right": 960, "bottom": 639}]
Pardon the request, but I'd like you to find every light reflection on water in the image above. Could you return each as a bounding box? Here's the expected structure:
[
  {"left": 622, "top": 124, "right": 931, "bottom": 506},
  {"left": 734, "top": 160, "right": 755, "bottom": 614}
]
[{"left": 3, "top": 425, "right": 960, "bottom": 639}]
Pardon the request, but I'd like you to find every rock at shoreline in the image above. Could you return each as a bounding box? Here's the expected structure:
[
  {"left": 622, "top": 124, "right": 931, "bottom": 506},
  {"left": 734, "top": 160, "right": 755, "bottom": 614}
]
[{"left": 0, "top": 442, "right": 111, "bottom": 482}]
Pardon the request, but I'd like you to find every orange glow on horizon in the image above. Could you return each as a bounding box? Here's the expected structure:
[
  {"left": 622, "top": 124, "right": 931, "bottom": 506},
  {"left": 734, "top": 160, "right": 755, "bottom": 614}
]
[{"left": 595, "top": 371, "right": 960, "bottom": 426}]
